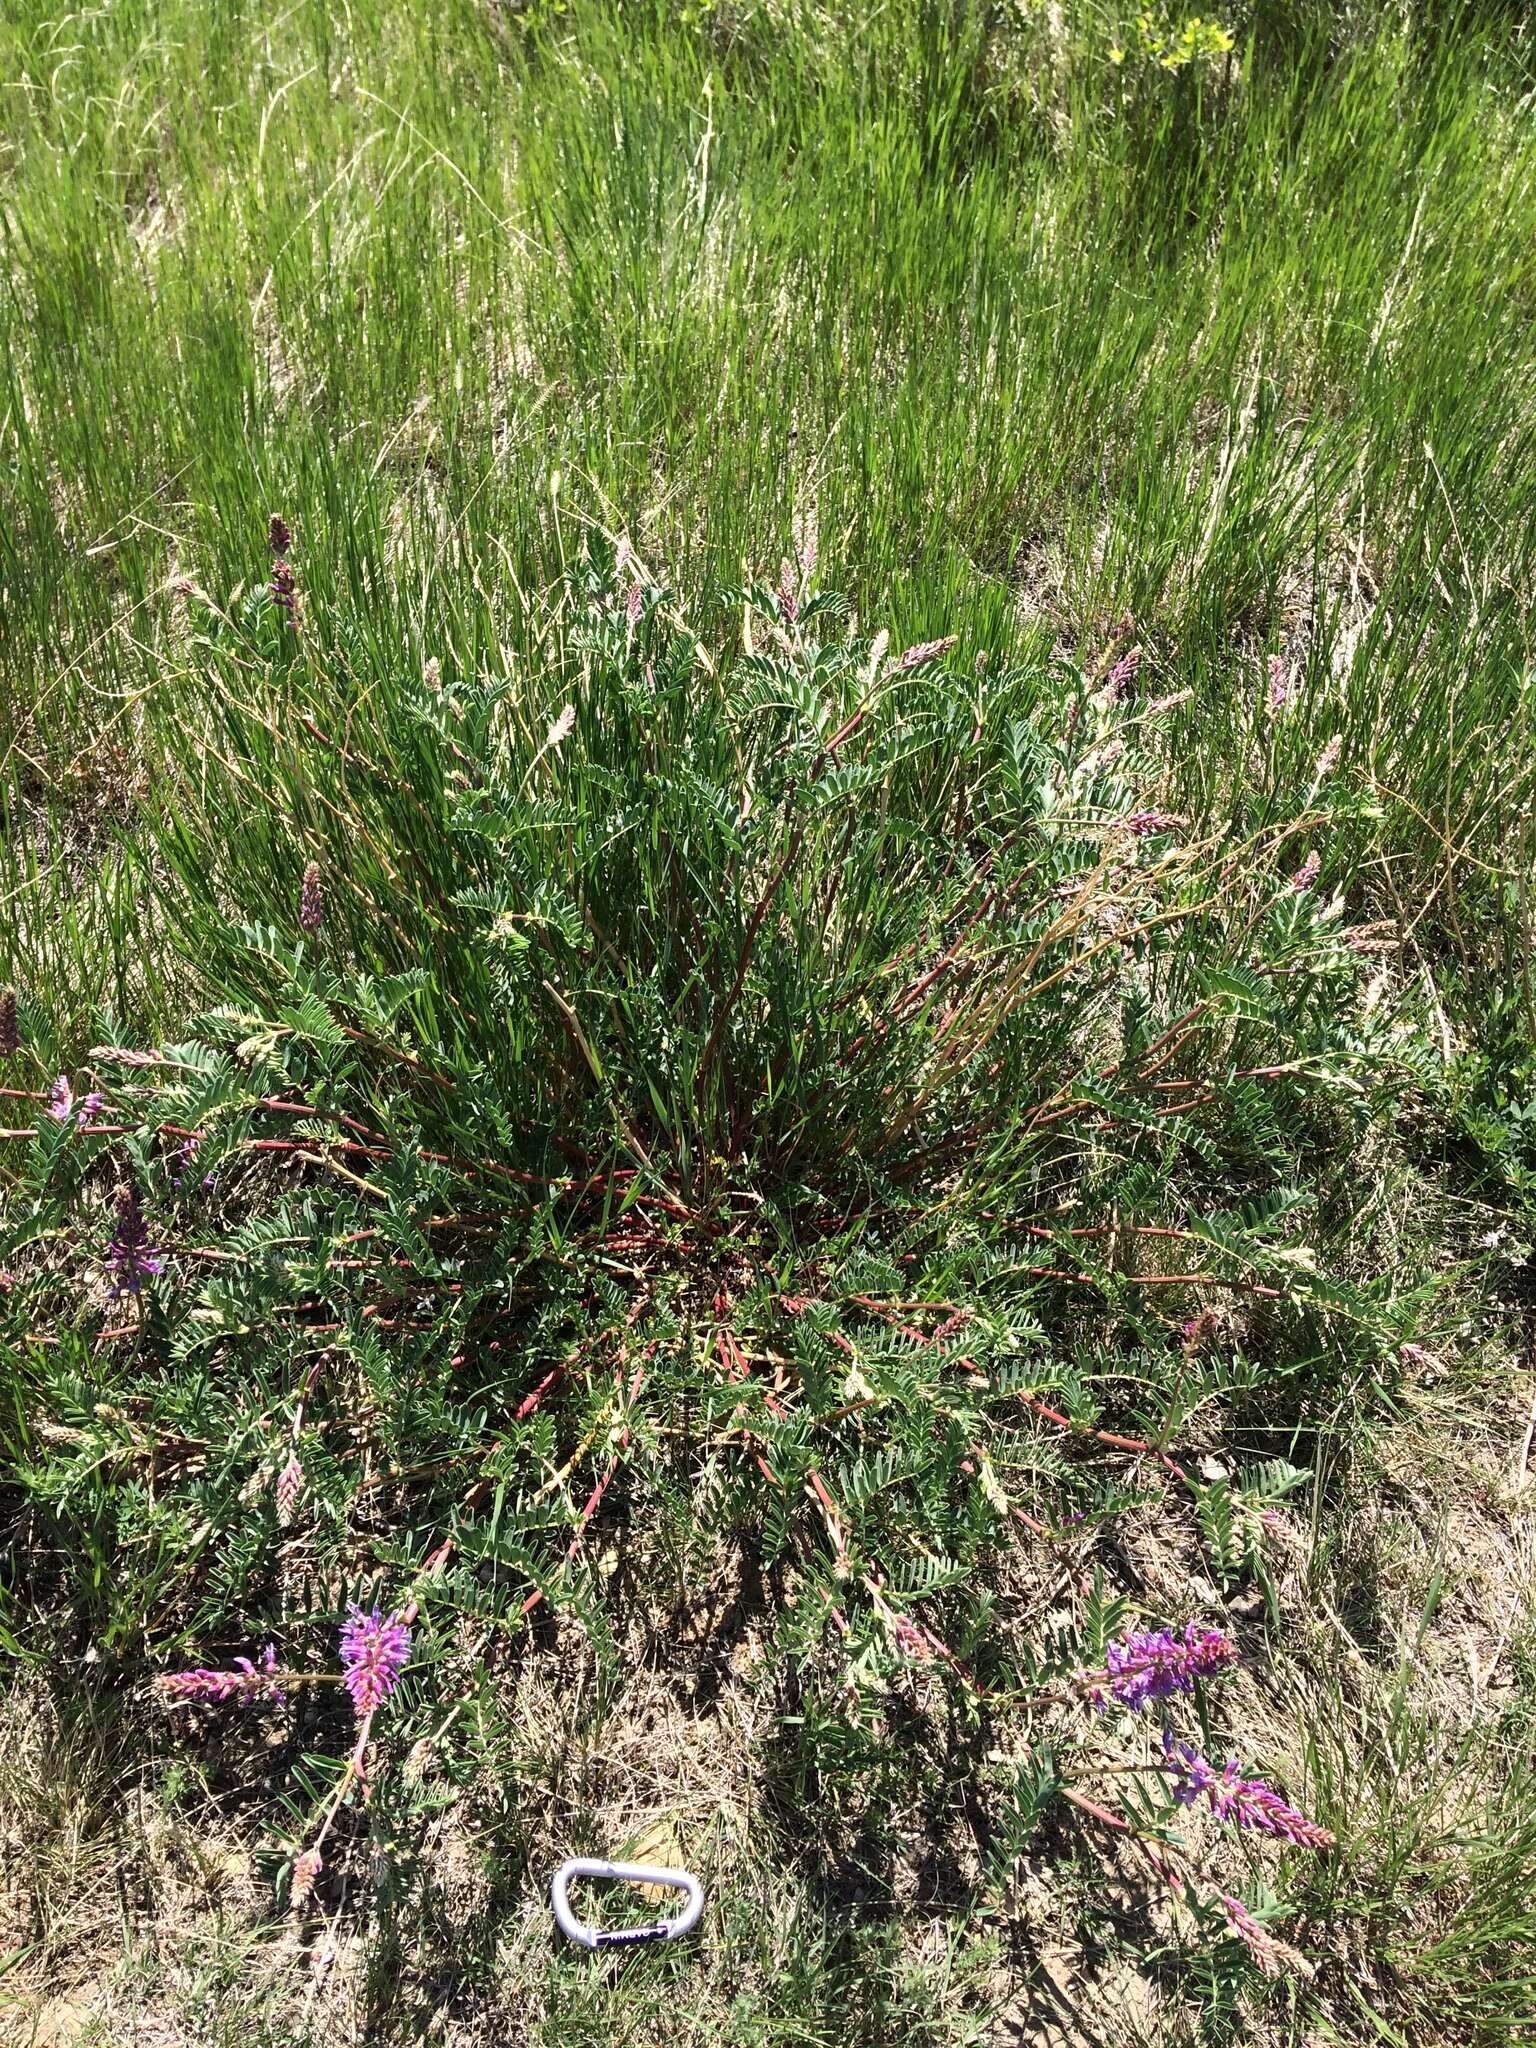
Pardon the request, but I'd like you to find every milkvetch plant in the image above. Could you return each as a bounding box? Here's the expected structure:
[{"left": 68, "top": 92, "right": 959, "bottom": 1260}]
[{"left": 0, "top": 547, "right": 1398, "bottom": 1962}]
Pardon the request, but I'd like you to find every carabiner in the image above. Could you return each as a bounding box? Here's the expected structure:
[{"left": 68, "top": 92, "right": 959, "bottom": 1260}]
[{"left": 550, "top": 1856, "right": 705, "bottom": 1951}]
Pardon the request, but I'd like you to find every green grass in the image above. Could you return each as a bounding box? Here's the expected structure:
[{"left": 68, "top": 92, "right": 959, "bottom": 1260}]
[{"left": 3, "top": 2, "right": 1535, "bottom": 2041}]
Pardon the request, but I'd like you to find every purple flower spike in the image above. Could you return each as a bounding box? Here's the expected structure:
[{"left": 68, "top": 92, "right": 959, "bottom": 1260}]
[
  {"left": 48, "top": 1076, "right": 73, "bottom": 1121},
  {"left": 1163, "top": 1731, "right": 1334, "bottom": 1848},
  {"left": 159, "top": 1644, "right": 283, "bottom": 1707},
  {"left": 172, "top": 1132, "right": 198, "bottom": 1187},
  {"left": 1291, "top": 849, "right": 1321, "bottom": 891},
  {"left": 105, "top": 1185, "right": 164, "bottom": 1299},
  {"left": 339, "top": 1605, "right": 411, "bottom": 1718},
  {"left": 76, "top": 1091, "right": 106, "bottom": 1129},
  {"left": 1101, "top": 1621, "right": 1236, "bottom": 1711},
  {"left": 268, "top": 514, "right": 292, "bottom": 556}
]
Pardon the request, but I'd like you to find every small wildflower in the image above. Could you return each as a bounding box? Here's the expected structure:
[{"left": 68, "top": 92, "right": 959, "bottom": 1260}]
[
  {"left": 1105, "top": 645, "right": 1140, "bottom": 698},
  {"left": 270, "top": 558, "right": 297, "bottom": 619},
  {"left": 614, "top": 535, "right": 633, "bottom": 575},
  {"left": 339, "top": 1605, "right": 411, "bottom": 1717},
  {"left": 1267, "top": 654, "right": 1289, "bottom": 714},
  {"left": 1315, "top": 734, "right": 1342, "bottom": 777},
  {"left": 1291, "top": 849, "right": 1321, "bottom": 891},
  {"left": 159, "top": 1645, "right": 283, "bottom": 1706},
  {"left": 47, "top": 1076, "right": 73, "bottom": 1121},
  {"left": 423, "top": 655, "right": 442, "bottom": 692},
  {"left": 299, "top": 860, "right": 324, "bottom": 934},
  {"left": 105, "top": 1185, "right": 164, "bottom": 1299},
  {"left": 275, "top": 1451, "right": 304, "bottom": 1527},
  {"left": 268, "top": 514, "right": 292, "bottom": 556},
  {"left": 290, "top": 1846, "right": 322, "bottom": 1908},
  {"left": 0, "top": 988, "right": 18, "bottom": 1057},
  {"left": 1094, "top": 1622, "right": 1236, "bottom": 1712},
  {"left": 895, "top": 633, "right": 958, "bottom": 672},
  {"left": 1163, "top": 1732, "right": 1334, "bottom": 1847},
  {"left": 625, "top": 580, "right": 644, "bottom": 627},
  {"left": 777, "top": 559, "right": 799, "bottom": 625},
  {"left": 76, "top": 1091, "right": 106, "bottom": 1129}
]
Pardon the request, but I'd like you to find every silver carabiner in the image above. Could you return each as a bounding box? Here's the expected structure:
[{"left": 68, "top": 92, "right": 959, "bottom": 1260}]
[{"left": 551, "top": 1856, "right": 705, "bottom": 1951}]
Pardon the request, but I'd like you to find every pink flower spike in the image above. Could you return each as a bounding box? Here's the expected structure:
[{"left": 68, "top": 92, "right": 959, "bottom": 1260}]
[
  {"left": 1121, "top": 808, "right": 1180, "bottom": 837},
  {"left": 275, "top": 1451, "right": 304, "bottom": 1527},
  {"left": 894, "top": 634, "right": 957, "bottom": 672},
  {"left": 339, "top": 1605, "right": 411, "bottom": 1718},
  {"left": 158, "top": 1644, "right": 283, "bottom": 1707},
  {"left": 1221, "top": 1894, "right": 1284, "bottom": 1976},
  {"left": 299, "top": 860, "right": 323, "bottom": 934},
  {"left": 1105, "top": 645, "right": 1140, "bottom": 697},
  {"left": 291, "top": 1846, "right": 322, "bottom": 1908},
  {"left": 891, "top": 1614, "right": 932, "bottom": 1662}
]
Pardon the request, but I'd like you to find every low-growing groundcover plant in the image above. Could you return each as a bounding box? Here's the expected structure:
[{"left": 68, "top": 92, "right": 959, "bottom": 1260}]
[{"left": 6, "top": 530, "right": 1525, "bottom": 2040}]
